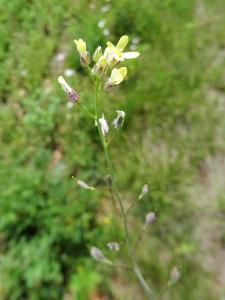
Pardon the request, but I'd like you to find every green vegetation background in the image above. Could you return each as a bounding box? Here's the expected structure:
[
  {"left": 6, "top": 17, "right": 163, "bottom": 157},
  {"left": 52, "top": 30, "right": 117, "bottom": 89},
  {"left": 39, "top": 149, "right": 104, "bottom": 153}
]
[{"left": 0, "top": 0, "right": 225, "bottom": 299}]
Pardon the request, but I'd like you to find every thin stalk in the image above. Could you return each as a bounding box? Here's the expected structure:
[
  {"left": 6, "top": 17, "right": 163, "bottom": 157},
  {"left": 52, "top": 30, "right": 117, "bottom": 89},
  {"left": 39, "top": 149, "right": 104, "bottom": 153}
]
[
  {"left": 95, "top": 80, "right": 156, "bottom": 300},
  {"left": 88, "top": 66, "right": 96, "bottom": 84},
  {"left": 76, "top": 101, "right": 96, "bottom": 119},
  {"left": 125, "top": 194, "right": 143, "bottom": 213},
  {"left": 159, "top": 283, "right": 169, "bottom": 300},
  {"left": 106, "top": 129, "right": 119, "bottom": 147},
  {"left": 134, "top": 225, "right": 146, "bottom": 250}
]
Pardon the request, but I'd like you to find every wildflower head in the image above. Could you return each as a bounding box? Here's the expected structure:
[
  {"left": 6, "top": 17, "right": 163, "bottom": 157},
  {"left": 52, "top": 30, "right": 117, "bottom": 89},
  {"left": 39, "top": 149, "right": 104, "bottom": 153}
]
[
  {"left": 113, "top": 110, "right": 125, "bottom": 129},
  {"left": 107, "top": 35, "right": 140, "bottom": 60},
  {"left": 93, "top": 56, "right": 107, "bottom": 77},
  {"left": 105, "top": 67, "right": 127, "bottom": 91},
  {"left": 107, "top": 242, "right": 120, "bottom": 251},
  {"left": 145, "top": 212, "right": 157, "bottom": 227},
  {"left": 58, "top": 76, "right": 79, "bottom": 102},
  {"left": 93, "top": 46, "right": 102, "bottom": 62},
  {"left": 74, "top": 39, "right": 90, "bottom": 67}
]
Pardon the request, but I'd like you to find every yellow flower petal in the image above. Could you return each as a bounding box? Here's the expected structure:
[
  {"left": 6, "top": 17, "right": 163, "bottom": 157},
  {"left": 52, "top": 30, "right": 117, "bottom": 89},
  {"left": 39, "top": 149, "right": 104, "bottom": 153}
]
[
  {"left": 122, "top": 52, "right": 140, "bottom": 59},
  {"left": 111, "top": 68, "right": 124, "bottom": 84},
  {"left": 119, "top": 67, "right": 127, "bottom": 78},
  {"left": 116, "top": 35, "right": 128, "bottom": 51},
  {"left": 107, "top": 42, "right": 120, "bottom": 56}
]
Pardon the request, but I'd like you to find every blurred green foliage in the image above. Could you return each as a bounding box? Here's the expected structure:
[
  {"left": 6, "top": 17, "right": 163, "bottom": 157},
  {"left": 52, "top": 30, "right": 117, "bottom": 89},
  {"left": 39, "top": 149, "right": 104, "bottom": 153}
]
[{"left": 0, "top": 0, "right": 225, "bottom": 299}]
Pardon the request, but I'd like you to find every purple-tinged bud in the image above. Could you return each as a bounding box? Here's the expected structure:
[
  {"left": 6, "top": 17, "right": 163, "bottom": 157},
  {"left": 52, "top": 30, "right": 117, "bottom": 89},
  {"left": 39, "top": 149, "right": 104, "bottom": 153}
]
[
  {"left": 142, "top": 184, "right": 148, "bottom": 195},
  {"left": 66, "top": 89, "right": 79, "bottom": 103},
  {"left": 90, "top": 246, "right": 113, "bottom": 265},
  {"left": 74, "top": 39, "right": 90, "bottom": 67},
  {"left": 107, "top": 242, "right": 120, "bottom": 251},
  {"left": 80, "top": 52, "right": 90, "bottom": 67},
  {"left": 170, "top": 267, "right": 181, "bottom": 285},
  {"left": 145, "top": 212, "right": 157, "bottom": 227},
  {"left": 77, "top": 180, "right": 90, "bottom": 189},
  {"left": 58, "top": 76, "right": 79, "bottom": 102}
]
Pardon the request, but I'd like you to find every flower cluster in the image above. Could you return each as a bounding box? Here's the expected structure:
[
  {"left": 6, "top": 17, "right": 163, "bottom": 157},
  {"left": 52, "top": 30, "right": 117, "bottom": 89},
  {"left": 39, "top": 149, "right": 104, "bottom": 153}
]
[{"left": 58, "top": 35, "right": 140, "bottom": 136}]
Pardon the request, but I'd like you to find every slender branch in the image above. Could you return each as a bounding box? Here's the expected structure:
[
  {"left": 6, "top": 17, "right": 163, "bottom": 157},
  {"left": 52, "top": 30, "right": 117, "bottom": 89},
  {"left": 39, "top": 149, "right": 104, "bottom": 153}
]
[
  {"left": 88, "top": 66, "right": 96, "bottom": 84},
  {"left": 76, "top": 101, "right": 96, "bottom": 119},
  {"left": 159, "top": 283, "right": 169, "bottom": 300},
  {"left": 125, "top": 194, "right": 143, "bottom": 213},
  {"left": 106, "top": 129, "right": 119, "bottom": 147},
  {"left": 134, "top": 225, "right": 146, "bottom": 250},
  {"left": 95, "top": 80, "right": 156, "bottom": 300}
]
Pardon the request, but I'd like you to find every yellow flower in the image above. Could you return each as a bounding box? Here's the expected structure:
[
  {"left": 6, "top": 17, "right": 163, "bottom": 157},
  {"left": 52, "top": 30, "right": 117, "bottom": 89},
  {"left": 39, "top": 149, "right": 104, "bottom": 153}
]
[
  {"left": 74, "top": 39, "right": 90, "bottom": 67},
  {"left": 105, "top": 67, "right": 127, "bottom": 90},
  {"left": 104, "top": 47, "right": 121, "bottom": 68},
  {"left": 107, "top": 35, "right": 140, "bottom": 60},
  {"left": 93, "top": 56, "right": 107, "bottom": 77}
]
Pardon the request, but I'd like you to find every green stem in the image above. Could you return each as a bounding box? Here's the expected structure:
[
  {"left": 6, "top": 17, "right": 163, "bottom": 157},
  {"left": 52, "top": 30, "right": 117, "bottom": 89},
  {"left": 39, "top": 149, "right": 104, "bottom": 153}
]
[
  {"left": 88, "top": 66, "right": 96, "bottom": 84},
  {"left": 106, "top": 129, "right": 119, "bottom": 147},
  {"left": 76, "top": 101, "right": 96, "bottom": 119},
  {"left": 95, "top": 80, "right": 156, "bottom": 300}
]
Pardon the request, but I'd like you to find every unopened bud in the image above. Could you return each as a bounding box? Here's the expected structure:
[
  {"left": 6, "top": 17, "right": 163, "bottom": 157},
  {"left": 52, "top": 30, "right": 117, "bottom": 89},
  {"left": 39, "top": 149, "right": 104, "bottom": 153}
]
[
  {"left": 66, "top": 89, "right": 79, "bottom": 103},
  {"left": 106, "top": 174, "right": 113, "bottom": 189},
  {"left": 145, "top": 212, "right": 157, "bottom": 227},
  {"left": 74, "top": 39, "right": 90, "bottom": 67},
  {"left": 77, "top": 180, "right": 90, "bottom": 189},
  {"left": 107, "top": 242, "right": 120, "bottom": 251},
  {"left": 93, "top": 56, "right": 107, "bottom": 77},
  {"left": 169, "top": 267, "right": 180, "bottom": 285},
  {"left": 90, "top": 246, "right": 113, "bottom": 265},
  {"left": 58, "top": 76, "right": 79, "bottom": 102},
  {"left": 142, "top": 184, "right": 148, "bottom": 195},
  {"left": 93, "top": 46, "right": 102, "bottom": 62}
]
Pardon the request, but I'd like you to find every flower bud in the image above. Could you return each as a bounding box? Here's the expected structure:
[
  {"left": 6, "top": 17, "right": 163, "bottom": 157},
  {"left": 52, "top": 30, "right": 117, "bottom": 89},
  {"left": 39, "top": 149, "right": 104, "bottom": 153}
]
[
  {"left": 145, "top": 212, "right": 157, "bottom": 227},
  {"left": 95, "top": 118, "right": 109, "bottom": 135},
  {"left": 77, "top": 180, "right": 90, "bottom": 189},
  {"left": 90, "top": 246, "right": 113, "bottom": 265},
  {"left": 107, "top": 242, "right": 120, "bottom": 251},
  {"left": 74, "top": 39, "right": 90, "bottom": 67},
  {"left": 142, "top": 184, "right": 148, "bottom": 195},
  {"left": 93, "top": 46, "right": 102, "bottom": 62},
  {"left": 93, "top": 56, "right": 107, "bottom": 77},
  {"left": 170, "top": 267, "right": 180, "bottom": 285},
  {"left": 58, "top": 76, "right": 79, "bottom": 102}
]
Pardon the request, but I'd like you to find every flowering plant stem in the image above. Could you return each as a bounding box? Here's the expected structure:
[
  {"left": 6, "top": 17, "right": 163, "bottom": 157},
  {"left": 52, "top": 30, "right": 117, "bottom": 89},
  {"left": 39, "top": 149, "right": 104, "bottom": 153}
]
[{"left": 94, "top": 78, "right": 156, "bottom": 300}]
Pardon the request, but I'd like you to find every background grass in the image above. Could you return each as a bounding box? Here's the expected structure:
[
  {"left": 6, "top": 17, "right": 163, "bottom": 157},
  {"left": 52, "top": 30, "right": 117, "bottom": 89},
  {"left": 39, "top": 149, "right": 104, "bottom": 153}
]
[{"left": 1, "top": 0, "right": 225, "bottom": 299}]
